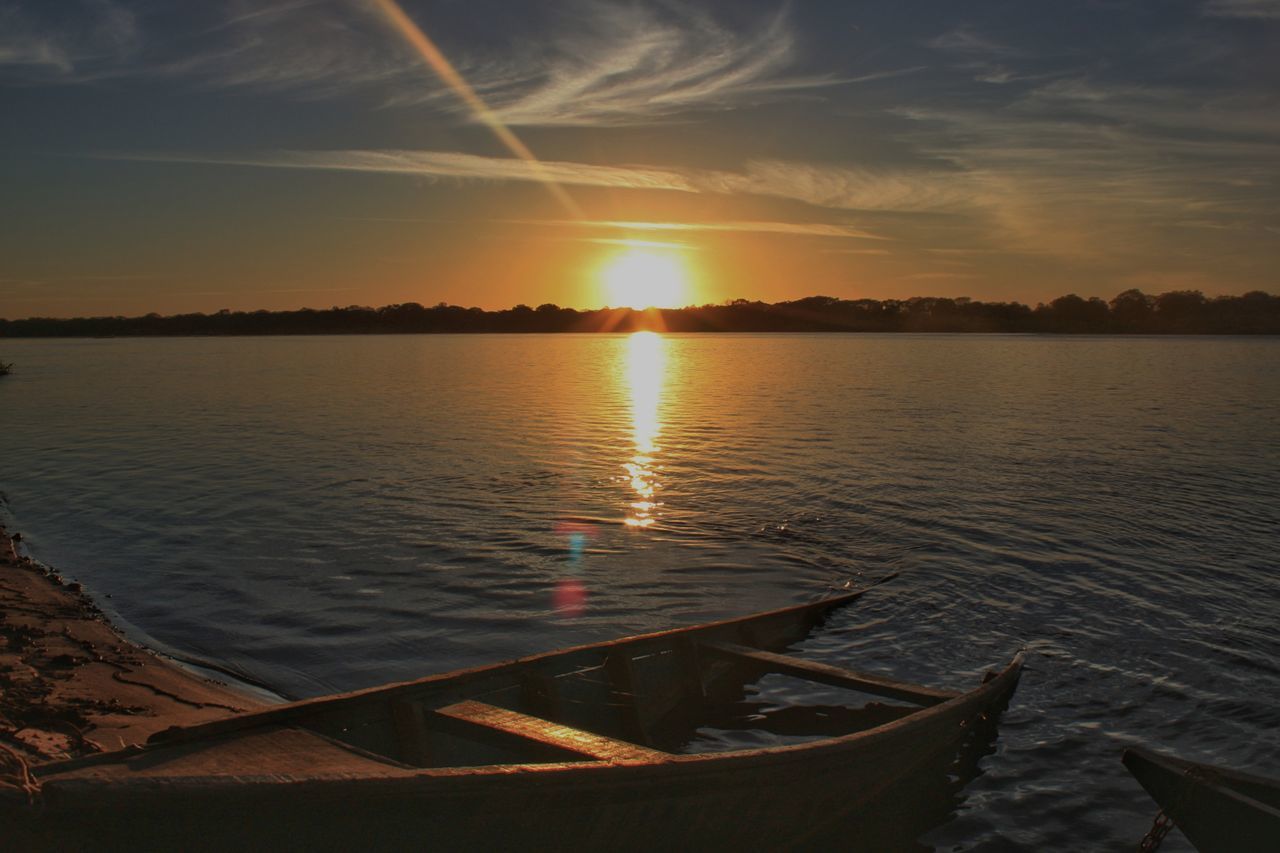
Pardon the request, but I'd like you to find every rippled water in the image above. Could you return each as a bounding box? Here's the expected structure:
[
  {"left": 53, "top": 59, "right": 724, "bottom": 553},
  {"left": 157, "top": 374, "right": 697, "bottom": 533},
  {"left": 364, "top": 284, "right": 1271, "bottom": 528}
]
[{"left": 2, "top": 333, "right": 1278, "bottom": 849}]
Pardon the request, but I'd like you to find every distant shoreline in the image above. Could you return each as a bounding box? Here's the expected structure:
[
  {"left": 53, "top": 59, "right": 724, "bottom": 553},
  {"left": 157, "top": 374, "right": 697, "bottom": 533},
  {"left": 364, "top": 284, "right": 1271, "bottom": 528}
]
[
  {"left": 4, "top": 329, "right": 1280, "bottom": 340},
  {"left": 3, "top": 290, "right": 1279, "bottom": 336}
]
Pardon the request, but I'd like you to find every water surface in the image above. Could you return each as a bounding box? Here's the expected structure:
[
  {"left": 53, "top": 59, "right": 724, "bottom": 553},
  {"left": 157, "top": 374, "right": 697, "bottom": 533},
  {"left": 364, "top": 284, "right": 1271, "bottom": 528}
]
[{"left": 2, "top": 333, "right": 1277, "bottom": 850}]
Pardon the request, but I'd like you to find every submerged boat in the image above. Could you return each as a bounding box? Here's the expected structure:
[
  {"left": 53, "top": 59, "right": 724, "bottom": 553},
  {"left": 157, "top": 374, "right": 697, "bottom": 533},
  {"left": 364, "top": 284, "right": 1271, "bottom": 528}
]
[
  {"left": 1124, "top": 746, "right": 1280, "bottom": 853},
  {"left": 9, "top": 585, "right": 1023, "bottom": 851}
]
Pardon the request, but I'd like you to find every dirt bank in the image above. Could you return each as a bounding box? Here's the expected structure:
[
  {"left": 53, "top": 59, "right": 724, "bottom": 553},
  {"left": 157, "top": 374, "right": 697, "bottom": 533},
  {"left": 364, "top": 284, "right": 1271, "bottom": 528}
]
[{"left": 0, "top": 526, "right": 262, "bottom": 769}]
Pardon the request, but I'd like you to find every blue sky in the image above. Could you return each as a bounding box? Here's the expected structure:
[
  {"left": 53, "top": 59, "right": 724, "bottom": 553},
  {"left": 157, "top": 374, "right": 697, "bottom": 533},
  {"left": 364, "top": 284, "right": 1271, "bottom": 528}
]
[{"left": 2, "top": 0, "right": 1277, "bottom": 315}]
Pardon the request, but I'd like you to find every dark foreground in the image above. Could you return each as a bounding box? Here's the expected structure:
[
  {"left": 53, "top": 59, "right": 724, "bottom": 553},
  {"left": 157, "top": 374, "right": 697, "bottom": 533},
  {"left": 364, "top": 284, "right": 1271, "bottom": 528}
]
[{"left": 8, "top": 584, "right": 1023, "bottom": 851}]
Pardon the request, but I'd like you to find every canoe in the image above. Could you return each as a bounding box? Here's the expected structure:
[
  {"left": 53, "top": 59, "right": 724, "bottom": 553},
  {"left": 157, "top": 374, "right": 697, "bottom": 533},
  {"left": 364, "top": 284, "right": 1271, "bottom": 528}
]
[
  {"left": 1123, "top": 746, "right": 1280, "bottom": 853},
  {"left": 8, "top": 585, "right": 1024, "bottom": 851}
]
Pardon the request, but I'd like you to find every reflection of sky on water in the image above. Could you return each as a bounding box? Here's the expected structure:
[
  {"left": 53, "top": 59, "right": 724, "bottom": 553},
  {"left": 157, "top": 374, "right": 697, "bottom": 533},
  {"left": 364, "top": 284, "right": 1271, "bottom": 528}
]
[
  {"left": 623, "top": 331, "right": 667, "bottom": 528},
  {"left": 7, "top": 334, "right": 1277, "bottom": 852}
]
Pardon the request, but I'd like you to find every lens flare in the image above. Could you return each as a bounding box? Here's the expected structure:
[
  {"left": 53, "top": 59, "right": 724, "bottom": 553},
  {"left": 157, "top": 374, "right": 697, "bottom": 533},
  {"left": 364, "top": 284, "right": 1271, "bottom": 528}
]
[{"left": 553, "top": 521, "right": 593, "bottom": 617}]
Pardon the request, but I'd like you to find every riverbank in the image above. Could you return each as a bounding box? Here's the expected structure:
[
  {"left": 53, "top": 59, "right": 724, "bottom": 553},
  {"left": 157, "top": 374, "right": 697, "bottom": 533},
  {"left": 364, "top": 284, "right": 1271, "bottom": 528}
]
[{"left": 0, "top": 525, "right": 262, "bottom": 768}]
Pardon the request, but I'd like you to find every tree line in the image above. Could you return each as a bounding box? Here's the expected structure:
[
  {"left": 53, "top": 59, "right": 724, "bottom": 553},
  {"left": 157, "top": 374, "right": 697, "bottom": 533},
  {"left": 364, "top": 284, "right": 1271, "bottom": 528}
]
[{"left": 2, "top": 289, "right": 1277, "bottom": 337}]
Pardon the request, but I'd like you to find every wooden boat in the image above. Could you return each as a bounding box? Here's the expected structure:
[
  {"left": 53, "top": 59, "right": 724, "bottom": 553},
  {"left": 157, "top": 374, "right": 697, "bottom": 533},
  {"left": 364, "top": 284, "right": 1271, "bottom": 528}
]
[
  {"left": 1124, "top": 746, "right": 1280, "bottom": 853},
  {"left": 8, "top": 585, "right": 1024, "bottom": 851}
]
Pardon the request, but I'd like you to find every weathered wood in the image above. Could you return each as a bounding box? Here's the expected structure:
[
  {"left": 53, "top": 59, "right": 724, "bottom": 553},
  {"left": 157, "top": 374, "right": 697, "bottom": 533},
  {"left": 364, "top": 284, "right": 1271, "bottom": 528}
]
[
  {"left": 389, "top": 699, "right": 430, "bottom": 767},
  {"left": 14, "top": 581, "right": 1042, "bottom": 852},
  {"left": 25, "top": 652, "right": 1024, "bottom": 853},
  {"left": 22, "top": 645, "right": 1029, "bottom": 850},
  {"left": 604, "top": 650, "right": 653, "bottom": 746},
  {"left": 520, "top": 671, "right": 563, "bottom": 722},
  {"left": 697, "top": 641, "right": 959, "bottom": 706},
  {"left": 432, "top": 701, "right": 666, "bottom": 763},
  {"left": 144, "top": 583, "right": 886, "bottom": 747},
  {"left": 675, "top": 636, "right": 706, "bottom": 704},
  {"left": 1124, "top": 747, "right": 1280, "bottom": 853}
]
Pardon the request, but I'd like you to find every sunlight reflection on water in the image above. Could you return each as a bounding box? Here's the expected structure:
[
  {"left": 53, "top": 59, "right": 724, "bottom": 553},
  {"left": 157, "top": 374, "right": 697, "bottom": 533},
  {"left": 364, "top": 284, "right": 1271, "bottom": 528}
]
[{"left": 622, "top": 331, "right": 667, "bottom": 529}]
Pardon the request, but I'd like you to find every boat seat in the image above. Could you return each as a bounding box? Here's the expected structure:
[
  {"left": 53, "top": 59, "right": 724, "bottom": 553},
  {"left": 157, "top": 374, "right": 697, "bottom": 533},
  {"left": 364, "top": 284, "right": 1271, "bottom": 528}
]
[
  {"left": 432, "top": 700, "right": 667, "bottom": 763},
  {"left": 697, "top": 641, "right": 960, "bottom": 707}
]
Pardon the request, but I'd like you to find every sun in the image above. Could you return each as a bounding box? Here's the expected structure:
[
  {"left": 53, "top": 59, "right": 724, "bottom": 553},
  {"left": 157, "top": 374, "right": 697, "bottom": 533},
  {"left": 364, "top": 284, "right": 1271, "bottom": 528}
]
[{"left": 600, "top": 248, "right": 689, "bottom": 309}]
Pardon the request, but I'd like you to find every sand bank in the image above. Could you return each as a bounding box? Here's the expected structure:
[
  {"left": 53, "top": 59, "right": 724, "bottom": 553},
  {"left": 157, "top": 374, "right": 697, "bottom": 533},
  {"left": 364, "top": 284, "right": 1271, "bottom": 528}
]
[{"left": 0, "top": 525, "right": 262, "bottom": 770}]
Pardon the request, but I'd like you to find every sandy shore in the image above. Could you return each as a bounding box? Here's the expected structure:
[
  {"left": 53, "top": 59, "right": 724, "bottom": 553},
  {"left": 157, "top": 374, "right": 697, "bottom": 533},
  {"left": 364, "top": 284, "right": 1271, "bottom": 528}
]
[{"left": 0, "top": 525, "right": 262, "bottom": 769}]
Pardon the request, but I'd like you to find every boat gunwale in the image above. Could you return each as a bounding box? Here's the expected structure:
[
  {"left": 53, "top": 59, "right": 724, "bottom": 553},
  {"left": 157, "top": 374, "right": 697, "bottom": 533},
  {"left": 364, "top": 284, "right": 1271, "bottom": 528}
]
[
  {"left": 32, "top": 584, "right": 887, "bottom": 778},
  {"left": 141, "top": 581, "right": 892, "bottom": 744},
  {"left": 1123, "top": 746, "right": 1280, "bottom": 818},
  {"left": 35, "top": 649, "right": 1024, "bottom": 791}
]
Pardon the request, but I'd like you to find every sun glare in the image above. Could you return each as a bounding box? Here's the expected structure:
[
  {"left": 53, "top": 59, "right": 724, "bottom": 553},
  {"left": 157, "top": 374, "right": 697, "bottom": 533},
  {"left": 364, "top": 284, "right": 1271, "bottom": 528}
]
[{"left": 600, "top": 248, "right": 689, "bottom": 310}]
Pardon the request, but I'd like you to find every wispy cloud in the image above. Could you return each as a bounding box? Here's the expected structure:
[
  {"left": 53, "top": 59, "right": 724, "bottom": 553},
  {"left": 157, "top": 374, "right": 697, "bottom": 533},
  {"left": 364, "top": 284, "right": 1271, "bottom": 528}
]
[
  {"left": 538, "top": 219, "right": 888, "bottom": 240},
  {"left": 1203, "top": 0, "right": 1280, "bottom": 18},
  {"left": 0, "top": 0, "right": 137, "bottom": 79},
  {"left": 467, "top": 3, "right": 847, "bottom": 126},
  {"left": 698, "top": 161, "right": 974, "bottom": 213},
  {"left": 890, "top": 71, "right": 1280, "bottom": 262},
  {"left": 110, "top": 149, "right": 698, "bottom": 192},
  {"left": 157, "top": 0, "right": 431, "bottom": 100},
  {"left": 4, "top": 1, "right": 865, "bottom": 125},
  {"left": 928, "top": 27, "right": 1023, "bottom": 57},
  {"left": 199, "top": 0, "right": 860, "bottom": 125},
  {"left": 343, "top": 215, "right": 888, "bottom": 243},
  {"left": 581, "top": 237, "right": 690, "bottom": 250},
  {"left": 106, "top": 147, "right": 966, "bottom": 220}
]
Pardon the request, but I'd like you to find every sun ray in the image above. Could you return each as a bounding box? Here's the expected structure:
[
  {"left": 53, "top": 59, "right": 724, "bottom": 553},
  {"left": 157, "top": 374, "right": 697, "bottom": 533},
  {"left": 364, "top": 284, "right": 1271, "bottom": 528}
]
[{"left": 369, "top": 0, "right": 582, "bottom": 218}]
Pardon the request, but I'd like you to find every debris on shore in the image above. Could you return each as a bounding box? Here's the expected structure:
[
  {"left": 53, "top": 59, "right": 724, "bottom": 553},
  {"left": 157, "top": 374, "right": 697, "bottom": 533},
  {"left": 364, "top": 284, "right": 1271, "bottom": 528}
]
[{"left": 0, "top": 527, "right": 261, "bottom": 768}]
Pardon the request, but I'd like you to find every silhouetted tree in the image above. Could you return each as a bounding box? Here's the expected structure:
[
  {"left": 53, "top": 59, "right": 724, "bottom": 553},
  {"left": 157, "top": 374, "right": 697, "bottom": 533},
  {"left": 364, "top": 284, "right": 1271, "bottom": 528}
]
[{"left": 2, "top": 290, "right": 1276, "bottom": 336}]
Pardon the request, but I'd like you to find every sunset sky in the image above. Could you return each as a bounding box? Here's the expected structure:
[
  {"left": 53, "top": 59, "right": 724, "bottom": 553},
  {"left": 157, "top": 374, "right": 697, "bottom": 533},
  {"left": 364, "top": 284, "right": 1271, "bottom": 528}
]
[{"left": 2, "top": 0, "right": 1277, "bottom": 317}]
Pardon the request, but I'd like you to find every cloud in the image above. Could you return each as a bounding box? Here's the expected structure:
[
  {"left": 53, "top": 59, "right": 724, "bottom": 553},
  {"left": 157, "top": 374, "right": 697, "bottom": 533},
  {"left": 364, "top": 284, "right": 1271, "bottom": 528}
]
[
  {"left": 107, "top": 147, "right": 966, "bottom": 221},
  {"left": 889, "top": 71, "right": 1280, "bottom": 262},
  {"left": 928, "top": 27, "right": 1023, "bottom": 57},
  {"left": 578, "top": 237, "right": 691, "bottom": 250},
  {"left": 469, "top": 2, "right": 848, "bottom": 126},
  {"left": 695, "top": 161, "right": 974, "bottom": 213},
  {"left": 112, "top": 149, "right": 698, "bottom": 192},
  {"left": 8, "top": 1, "right": 859, "bottom": 124},
  {"left": 1203, "top": 0, "right": 1280, "bottom": 18},
  {"left": 0, "top": 0, "right": 138, "bottom": 79},
  {"left": 551, "top": 220, "right": 888, "bottom": 240},
  {"left": 156, "top": 0, "right": 432, "bottom": 100}
]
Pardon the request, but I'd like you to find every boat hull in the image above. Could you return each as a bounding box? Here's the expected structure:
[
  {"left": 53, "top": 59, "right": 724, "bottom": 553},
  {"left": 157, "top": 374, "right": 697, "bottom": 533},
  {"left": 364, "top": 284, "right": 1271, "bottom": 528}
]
[
  {"left": 12, "top": 657, "right": 1021, "bottom": 852},
  {"left": 9, "top": 588, "right": 1024, "bottom": 851},
  {"left": 1123, "top": 746, "right": 1280, "bottom": 853}
]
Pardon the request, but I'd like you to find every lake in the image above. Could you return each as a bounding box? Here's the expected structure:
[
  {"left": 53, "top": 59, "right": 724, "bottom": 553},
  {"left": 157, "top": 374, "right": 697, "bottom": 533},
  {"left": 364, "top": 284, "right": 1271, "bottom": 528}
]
[{"left": 2, "top": 333, "right": 1277, "bottom": 849}]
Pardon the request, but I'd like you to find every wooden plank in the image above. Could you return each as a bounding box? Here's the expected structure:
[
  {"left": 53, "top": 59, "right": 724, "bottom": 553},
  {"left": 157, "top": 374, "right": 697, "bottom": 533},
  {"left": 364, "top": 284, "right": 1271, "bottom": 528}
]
[
  {"left": 389, "top": 699, "right": 431, "bottom": 767},
  {"left": 520, "top": 671, "right": 563, "bottom": 722},
  {"left": 675, "top": 636, "right": 706, "bottom": 704},
  {"left": 433, "top": 701, "right": 666, "bottom": 763},
  {"left": 145, "top": 581, "right": 895, "bottom": 747},
  {"left": 697, "top": 641, "right": 959, "bottom": 707},
  {"left": 605, "top": 650, "right": 652, "bottom": 746}
]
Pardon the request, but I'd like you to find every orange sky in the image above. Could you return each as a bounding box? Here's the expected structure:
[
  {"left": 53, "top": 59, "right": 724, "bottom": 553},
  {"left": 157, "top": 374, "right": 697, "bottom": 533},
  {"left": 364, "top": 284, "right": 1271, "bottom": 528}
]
[{"left": 2, "top": 1, "right": 1276, "bottom": 318}]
